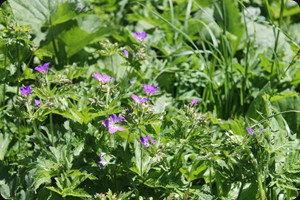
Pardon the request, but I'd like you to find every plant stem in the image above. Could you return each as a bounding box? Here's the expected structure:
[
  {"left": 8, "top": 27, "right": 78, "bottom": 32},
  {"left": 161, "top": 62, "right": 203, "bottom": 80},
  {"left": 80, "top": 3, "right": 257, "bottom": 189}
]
[
  {"left": 25, "top": 98, "right": 43, "bottom": 146},
  {"left": 50, "top": 113, "right": 54, "bottom": 146},
  {"left": 246, "top": 148, "right": 266, "bottom": 200},
  {"left": 140, "top": 141, "right": 143, "bottom": 177}
]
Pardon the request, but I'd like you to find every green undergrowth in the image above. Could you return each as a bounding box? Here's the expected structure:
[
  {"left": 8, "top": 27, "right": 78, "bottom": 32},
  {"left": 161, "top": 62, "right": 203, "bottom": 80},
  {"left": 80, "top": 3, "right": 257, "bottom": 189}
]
[{"left": 0, "top": 0, "right": 300, "bottom": 199}]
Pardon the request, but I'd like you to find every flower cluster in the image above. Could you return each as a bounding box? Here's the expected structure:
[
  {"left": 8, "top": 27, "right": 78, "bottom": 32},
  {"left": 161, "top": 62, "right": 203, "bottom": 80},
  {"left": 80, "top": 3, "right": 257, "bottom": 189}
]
[
  {"left": 132, "top": 94, "right": 148, "bottom": 104},
  {"left": 92, "top": 73, "right": 115, "bottom": 83},
  {"left": 140, "top": 136, "right": 156, "bottom": 147},
  {"left": 132, "top": 83, "right": 158, "bottom": 104}
]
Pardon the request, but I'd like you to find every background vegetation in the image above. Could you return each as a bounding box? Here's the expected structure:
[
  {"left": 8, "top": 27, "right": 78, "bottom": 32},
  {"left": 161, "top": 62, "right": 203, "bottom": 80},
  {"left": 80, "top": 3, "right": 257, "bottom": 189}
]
[{"left": 0, "top": 0, "right": 300, "bottom": 199}]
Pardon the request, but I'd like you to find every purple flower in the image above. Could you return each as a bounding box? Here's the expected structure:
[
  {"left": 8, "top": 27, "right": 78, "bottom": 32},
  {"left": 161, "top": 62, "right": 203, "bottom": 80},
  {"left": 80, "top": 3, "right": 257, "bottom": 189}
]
[
  {"left": 20, "top": 85, "right": 32, "bottom": 96},
  {"left": 35, "top": 99, "right": 41, "bottom": 106},
  {"left": 132, "top": 94, "right": 148, "bottom": 104},
  {"left": 98, "top": 153, "right": 108, "bottom": 167},
  {"left": 246, "top": 127, "right": 254, "bottom": 135},
  {"left": 142, "top": 84, "right": 158, "bottom": 95},
  {"left": 191, "top": 98, "right": 199, "bottom": 106},
  {"left": 123, "top": 50, "right": 129, "bottom": 58},
  {"left": 35, "top": 62, "right": 50, "bottom": 73},
  {"left": 134, "top": 32, "right": 147, "bottom": 41},
  {"left": 92, "top": 73, "right": 115, "bottom": 83},
  {"left": 102, "top": 114, "right": 126, "bottom": 134},
  {"left": 140, "top": 136, "right": 156, "bottom": 147}
]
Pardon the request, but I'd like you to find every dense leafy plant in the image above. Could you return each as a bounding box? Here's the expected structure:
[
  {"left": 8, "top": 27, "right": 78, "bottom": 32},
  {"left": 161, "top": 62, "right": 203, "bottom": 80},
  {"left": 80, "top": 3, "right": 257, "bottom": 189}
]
[{"left": 0, "top": 0, "right": 300, "bottom": 199}]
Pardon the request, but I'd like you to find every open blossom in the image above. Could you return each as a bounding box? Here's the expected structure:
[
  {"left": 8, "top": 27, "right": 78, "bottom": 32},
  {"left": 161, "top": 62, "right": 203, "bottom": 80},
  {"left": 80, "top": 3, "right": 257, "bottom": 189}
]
[
  {"left": 20, "top": 85, "right": 32, "bottom": 96},
  {"left": 140, "top": 136, "right": 156, "bottom": 147},
  {"left": 102, "top": 114, "right": 126, "bottom": 134},
  {"left": 35, "top": 62, "right": 50, "bottom": 73},
  {"left": 92, "top": 73, "right": 115, "bottom": 83},
  {"left": 134, "top": 32, "right": 147, "bottom": 41},
  {"left": 246, "top": 127, "right": 254, "bottom": 135},
  {"left": 132, "top": 94, "right": 148, "bottom": 104},
  {"left": 35, "top": 99, "right": 41, "bottom": 106},
  {"left": 142, "top": 84, "right": 158, "bottom": 95}
]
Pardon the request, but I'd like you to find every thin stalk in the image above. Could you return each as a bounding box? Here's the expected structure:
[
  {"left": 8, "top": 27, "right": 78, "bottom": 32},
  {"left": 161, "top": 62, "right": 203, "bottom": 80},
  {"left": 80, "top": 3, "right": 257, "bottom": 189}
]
[
  {"left": 45, "top": 73, "right": 54, "bottom": 146},
  {"left": 25, "top": 98, "right": 44, "bottom": 146},
  {"left": 1, "top": 46, "right": 8, "bottom": 106},
  {"left": 251, "top": 110, "right": 300, "bottom": 128},
  {"left": 140, "top": 140, "right": 143, "bottom": 177},
  {"left": 246, "top": 148, "right": 266, "bottom": 200},
  {"left": 105, "top": 86, "right": 110, "bottom": 117},
  {"left": 49, "top": 113, "right": 54, "bottom": 146}
]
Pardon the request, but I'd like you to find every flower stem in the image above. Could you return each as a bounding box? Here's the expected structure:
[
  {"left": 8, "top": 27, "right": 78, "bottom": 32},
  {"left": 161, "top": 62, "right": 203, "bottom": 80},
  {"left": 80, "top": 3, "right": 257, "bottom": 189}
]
[
  {"left": 246, "top": 148, "right": 266, "bottom": 200},
  {"left": 50, "top": 113, "right": 54, "bottom": 146},
  {"left": 25, "top": 98, "right": 43, "bottom": 146}
]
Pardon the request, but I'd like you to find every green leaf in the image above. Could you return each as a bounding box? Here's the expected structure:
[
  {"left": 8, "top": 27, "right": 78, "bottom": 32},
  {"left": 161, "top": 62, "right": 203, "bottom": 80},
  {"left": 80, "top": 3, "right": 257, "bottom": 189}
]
[
  {"left": 0, "top": 133, "right": 12, "bottom": 160},
  {"left": 237, "top": 183, "right": 258, "bottom": 200},
  {"left": 215, "top": 0, "right": 244, "bottom": 54},
  {"left": 271, "top": 95, "right": 300, "bottom": 135}
]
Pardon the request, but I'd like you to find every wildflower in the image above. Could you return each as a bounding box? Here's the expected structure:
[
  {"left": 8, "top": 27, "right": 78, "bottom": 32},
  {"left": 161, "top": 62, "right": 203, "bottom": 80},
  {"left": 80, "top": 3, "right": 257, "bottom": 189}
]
[
  {"left": 142, "top": 84, "right": 158, "bottom": 95},
  {"left": 20, "top": 85, "right": 32, "bottom": 96},
  {"left": 98, "top": 153, "right": 108, "bottom": 167},
  {"left": 123, "top": 50, "right": 129, "bottom": 58},
  {"left": 102, "top": 114, "right": 126, "bottom": 134},
  {"left": 132, "top": 94, "right": 148, "bottom": 104},
  {"left": 134, "top": 31, "right": 147, "bottom": 41},
  {"left": 35, "top": 62, "right": 50, "bottom": 73},
  {"left": 191, "top": 98, "right": 199, "bottom": 106},
  {"left": 140, "top": 136, "right": 156, "bottom": 147},
  {"left": 246, "top": 127, "right": 254, "bottom": 135},
  {"left": 92, "top": 73, "right": 115, "bottom": 83},
  {"left": 35, "top": 99, "right": 41, "bottom": 106}
]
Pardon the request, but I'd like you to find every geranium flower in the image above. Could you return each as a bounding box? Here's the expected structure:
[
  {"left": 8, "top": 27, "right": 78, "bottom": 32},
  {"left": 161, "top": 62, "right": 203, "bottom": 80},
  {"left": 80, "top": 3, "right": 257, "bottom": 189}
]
[
  {"left": 246, "top": 127, "right": 254, "bottom": 135},
  {"left": 132, "top": 94, "right": 148, "bottom": 104},
  {"left": 140, "top": 136, "right": 156, "bottom": 147},
  {"left": 134, "top": 32, "right": 147, "bottom": 41},
  {"left": 20, "top": 85, "right": 32, "bottom": 96},
  {"left": 92, "top": 73, "right": 115, "bottom": 83},
  {"left": 35, "top": 99, "right": 41, "bottom": 106},
  {"left": 142, "top": 84, "right": 158, "bottom": 95},
  {"left": 102, "top": 114, "right": 126, "bottom": 134},
  {"left": 35, "top": 62, "right": 50, "bottom": 73}
]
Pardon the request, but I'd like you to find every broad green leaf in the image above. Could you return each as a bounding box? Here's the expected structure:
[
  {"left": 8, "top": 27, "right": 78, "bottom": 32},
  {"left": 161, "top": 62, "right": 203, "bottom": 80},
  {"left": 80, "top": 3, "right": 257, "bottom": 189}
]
[
  {"left": 271, "top": 95, "right": 300, "bottom": 135},
  {"left": 215, "top": 0, "right": 244, "bottom": 54},
  {"left": 237, "top": 183, "right": 258, "bottom": 200}
]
